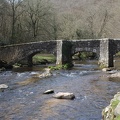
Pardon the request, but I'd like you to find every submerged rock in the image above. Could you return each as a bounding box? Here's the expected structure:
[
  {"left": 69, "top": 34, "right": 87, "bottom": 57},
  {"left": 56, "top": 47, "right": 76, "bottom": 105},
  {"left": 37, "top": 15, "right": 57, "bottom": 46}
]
[
  {"left": 43, "top": 89, "right": 54, "bottom": 94},
  {"left": 102, "top": 92, "right": 120, "bottom": 120},
  {"left": 53, "top": 92, "right": 75, "bottom": 100}
]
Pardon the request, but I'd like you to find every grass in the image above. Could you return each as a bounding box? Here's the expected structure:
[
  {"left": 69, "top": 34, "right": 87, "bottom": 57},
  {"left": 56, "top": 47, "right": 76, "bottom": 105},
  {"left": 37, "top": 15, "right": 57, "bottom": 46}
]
[{"left": 33, "top": 54, "right": 56, "bottom": 64}]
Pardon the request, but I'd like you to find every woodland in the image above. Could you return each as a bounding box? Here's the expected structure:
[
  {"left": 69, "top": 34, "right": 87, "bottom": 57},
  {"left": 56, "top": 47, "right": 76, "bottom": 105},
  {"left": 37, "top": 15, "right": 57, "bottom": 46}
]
[{"left": 0, "top": 0, "right": 120, "bottom": 45}]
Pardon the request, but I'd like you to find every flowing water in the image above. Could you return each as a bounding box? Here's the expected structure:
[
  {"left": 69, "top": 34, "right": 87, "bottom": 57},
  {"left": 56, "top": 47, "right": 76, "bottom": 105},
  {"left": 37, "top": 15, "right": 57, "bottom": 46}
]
[{"left": 0, "top": 59, "right": 120, "bottom": 120}]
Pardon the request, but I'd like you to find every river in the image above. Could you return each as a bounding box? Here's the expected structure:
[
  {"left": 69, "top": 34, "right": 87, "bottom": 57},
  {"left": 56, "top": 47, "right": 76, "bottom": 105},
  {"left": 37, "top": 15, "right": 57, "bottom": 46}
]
[{"left": 0, "top": 59, "right": 120, "bottom": 120}]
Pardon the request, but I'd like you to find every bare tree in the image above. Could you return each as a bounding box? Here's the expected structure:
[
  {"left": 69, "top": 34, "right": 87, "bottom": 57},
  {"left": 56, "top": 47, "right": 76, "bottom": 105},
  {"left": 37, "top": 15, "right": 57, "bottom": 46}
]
[
  {"left": 23, "top": 0, "right": 53, "bottom": 40},
  {"left": 86, "top": 13, "right": 96, "bottom": 38},
  {"left": 7, "top": 0, "right": 24, "bottom": 44},
  {"left": 97, "top": 10, "right": 109, "bottom": 38}
]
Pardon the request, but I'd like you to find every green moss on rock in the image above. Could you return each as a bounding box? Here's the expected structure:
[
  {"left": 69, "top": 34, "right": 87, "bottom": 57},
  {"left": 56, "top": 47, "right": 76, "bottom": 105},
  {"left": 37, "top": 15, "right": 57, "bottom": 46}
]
[
  {"left": 49, "top": 63, "right": 73, "bottom": 70},
  {"left": 114, "top": 115, "right": 120, "bottom": 120},
  {"left": 102, "top": 92, "right": 120, "bottom": 120},
  {"left": 111, "top": 99, "right": 120, "bottom": 110}
]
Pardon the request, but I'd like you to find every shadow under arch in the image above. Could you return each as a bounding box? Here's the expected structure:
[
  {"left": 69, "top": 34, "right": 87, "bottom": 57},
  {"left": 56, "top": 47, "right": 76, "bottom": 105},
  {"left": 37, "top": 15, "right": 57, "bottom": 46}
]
[
  {"left": 72, "top": 51, "right": 98, "bottom": 61},
  {"left": 23, "top": 50, "right": 56, "bottom": 67}
]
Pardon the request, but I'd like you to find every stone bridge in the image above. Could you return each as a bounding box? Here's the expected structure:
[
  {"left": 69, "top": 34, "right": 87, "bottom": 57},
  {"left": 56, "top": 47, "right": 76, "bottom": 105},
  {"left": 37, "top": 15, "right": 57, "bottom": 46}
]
[{"left": 0, "top": 38, "right": 120, "bottom": 67}]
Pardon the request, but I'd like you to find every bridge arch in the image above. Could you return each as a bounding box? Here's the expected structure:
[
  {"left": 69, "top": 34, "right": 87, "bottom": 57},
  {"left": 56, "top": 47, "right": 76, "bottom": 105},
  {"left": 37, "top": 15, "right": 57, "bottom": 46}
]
[
  {"left": 71, "top": 40, "right": 100, "bottom": 60},
  {"left": 72, "top": 51, "right": 97, "bottom": 61},
  {"left": 0, "top": 41, "right": 57, "bottom": 66},
  {"left": 26, "top": 50, "right": 56, "bottom": 66}
]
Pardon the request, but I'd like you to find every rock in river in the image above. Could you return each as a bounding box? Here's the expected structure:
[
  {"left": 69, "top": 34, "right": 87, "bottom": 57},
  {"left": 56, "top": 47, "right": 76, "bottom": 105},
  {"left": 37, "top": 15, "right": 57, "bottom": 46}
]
[
  {"left": 53, "top": 92, "right": 75, "bottom": 100},
  {"left": 43, "top": 89, "right": 54, "bottom": 94},
  {"left": 0, "top": 84, "right": 8, "bottom": 91},
  {"left": 102, "top": 68, "right": 112, "bottom": 72},
  {"left": 110, "top": 72, "right": 120, "bottom": 77},
  {"left": 0, "top": 84, "right": 8, "bottom": 89}
]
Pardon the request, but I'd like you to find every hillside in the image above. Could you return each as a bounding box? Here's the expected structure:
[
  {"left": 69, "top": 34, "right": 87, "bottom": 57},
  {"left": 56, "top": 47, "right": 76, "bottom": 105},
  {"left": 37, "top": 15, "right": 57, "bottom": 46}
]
[
  {"left": 0, "top": 0, "right": 120, "bottom": 45},
  {"left": 49, "top": 0, "right": 120, "bottom": 38}
]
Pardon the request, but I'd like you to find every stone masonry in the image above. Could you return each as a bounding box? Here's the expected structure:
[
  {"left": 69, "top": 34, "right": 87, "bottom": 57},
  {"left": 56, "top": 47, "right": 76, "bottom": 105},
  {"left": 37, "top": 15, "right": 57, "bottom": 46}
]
[{"left": 0, "top": 38, "right": 120, "bottom": 67}]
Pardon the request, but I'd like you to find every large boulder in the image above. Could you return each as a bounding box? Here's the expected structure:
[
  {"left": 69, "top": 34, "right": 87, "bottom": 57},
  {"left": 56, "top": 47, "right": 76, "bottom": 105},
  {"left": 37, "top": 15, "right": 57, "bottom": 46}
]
[
  {"left": 53, "top": 92, "right": 75, "bottom": 100},
  {"left": 102, "top": 92, "right": 120, "bottom": 120}
]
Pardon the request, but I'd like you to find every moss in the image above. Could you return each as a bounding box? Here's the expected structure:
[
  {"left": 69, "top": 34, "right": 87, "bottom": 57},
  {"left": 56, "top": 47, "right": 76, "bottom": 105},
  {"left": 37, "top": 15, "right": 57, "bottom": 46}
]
[
  {"left": 63, "top": 63, "right": 73, "bottom": 69},
  {"left": 102, "top": 93, "right": 120, "bottom": 120},
  {"left": 49, "top": 63, "right": 73, "bottom": 70},
  {"left": 49, "top": 65, "right": 63, "bottom": 70},
  {"left": 111, "top": 99, "right": 120, "bottom": 110},
  {"left": 99, "top": 63, "right": 107, "bottom": 69},
  {"left": 114, "top": 115, "right": 120, "bottom": 120}
]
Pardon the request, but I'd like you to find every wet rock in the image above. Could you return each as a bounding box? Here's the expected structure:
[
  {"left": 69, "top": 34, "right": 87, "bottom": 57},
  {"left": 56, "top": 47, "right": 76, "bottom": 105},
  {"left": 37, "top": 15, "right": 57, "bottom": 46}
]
[
  {"left": 39, "top": 68, "right": 52, "bottom": 78},
  {"left": 110, "top": 72, "right": 120, "bottom": 77},
  {"left": 0, "top": 60, "right": 13, "bottom": 69},
  {"left": 43, "top": 89, "right": 54, "bottom": 94},
  {"left": 53, "top": 92, "right": 75, "bottom": 100},
  {"left": 102, "top": 92, "right": 120, "bottom": 120},
  {"left": 102, "top": 68, "right": 112, "bottom": 72},
  {"left": 0, "top": 84, "right": 8, "bottom": 92},
  {"left": 32, "top": 68, "right": 52, "bottom": 78},
  {"left": 0, "top": 84, "right": 8, "bottom": 89}
]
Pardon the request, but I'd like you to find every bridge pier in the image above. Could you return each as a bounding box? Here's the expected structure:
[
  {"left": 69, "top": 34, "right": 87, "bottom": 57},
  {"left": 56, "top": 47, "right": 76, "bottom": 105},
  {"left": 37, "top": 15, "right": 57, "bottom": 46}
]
[
  {"left": 27, "top": 56, "right": 33, "bottom": 67},
  {"left": 56, "top": 40, "right": 72, "bottom": 65},
  {"left": 99, "top": 39, "right": 114, "bottom": 68}
]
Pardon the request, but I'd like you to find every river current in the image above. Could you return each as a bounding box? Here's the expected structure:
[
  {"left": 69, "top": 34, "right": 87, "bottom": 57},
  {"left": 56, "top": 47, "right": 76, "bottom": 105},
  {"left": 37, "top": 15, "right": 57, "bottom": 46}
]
[{"left": 0, "top": 60, "right": 120, "bottom": 120}]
